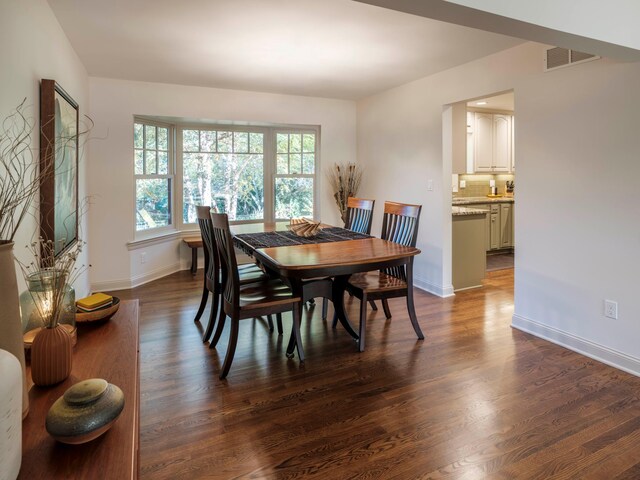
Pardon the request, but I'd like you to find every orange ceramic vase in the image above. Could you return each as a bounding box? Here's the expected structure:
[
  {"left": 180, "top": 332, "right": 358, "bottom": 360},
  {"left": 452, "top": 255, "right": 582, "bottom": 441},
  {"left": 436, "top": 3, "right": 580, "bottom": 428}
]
[{"left": 31, "top": 325, "right": 73, "bottom": 386}]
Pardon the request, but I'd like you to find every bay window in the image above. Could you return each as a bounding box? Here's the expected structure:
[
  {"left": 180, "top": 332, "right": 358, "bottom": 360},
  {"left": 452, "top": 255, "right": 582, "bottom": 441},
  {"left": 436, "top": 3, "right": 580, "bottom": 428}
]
[{"left": 133, "top": 120, "right": 318, "bottom": 236}]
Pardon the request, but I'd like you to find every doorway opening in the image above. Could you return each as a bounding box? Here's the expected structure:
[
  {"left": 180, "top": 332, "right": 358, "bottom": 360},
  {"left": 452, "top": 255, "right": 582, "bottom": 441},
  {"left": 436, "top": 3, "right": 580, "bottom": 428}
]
[{"left": 446, "top": 90, "right": 515, "bottom": 293}]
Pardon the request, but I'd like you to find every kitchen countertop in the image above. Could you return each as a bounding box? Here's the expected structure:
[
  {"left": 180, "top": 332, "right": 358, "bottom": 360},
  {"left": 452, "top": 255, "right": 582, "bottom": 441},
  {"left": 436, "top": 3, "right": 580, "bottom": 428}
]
[
  {"left": 452, "top": 196, "right": 514, "bottom": 205},
  {"left": 452, "top": 206, "right": 489, "bottom": 216}
]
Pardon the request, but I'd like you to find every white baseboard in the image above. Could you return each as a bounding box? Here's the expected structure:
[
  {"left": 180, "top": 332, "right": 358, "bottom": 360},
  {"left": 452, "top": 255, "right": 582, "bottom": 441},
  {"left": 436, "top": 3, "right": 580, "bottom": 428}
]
[
  {"left": 413, "top": 275, "right": 455, "bottom": 298},
  {"left": 90, "top": 278, "right": 133, "bottom": 292},
  {"left": 91, "top": 262, "right": 184, "bottom": 292},
  {"left": 512, "top": 313, "right": 640, "bottom": 377},
  {"left": 94, "top": 263, "right": 457, "bottom": 301},
  {"left": 130, "top": 262, "right": 183, "bottom": 289}
]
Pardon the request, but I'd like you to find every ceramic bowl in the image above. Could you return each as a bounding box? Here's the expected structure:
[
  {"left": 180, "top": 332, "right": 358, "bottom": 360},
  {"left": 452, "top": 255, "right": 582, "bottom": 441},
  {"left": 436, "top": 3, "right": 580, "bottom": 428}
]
[
  {"left": 75, "top": 297, "right": 120, "bottom": 324},
  {"left": 45, "top": 378, "right": 125, "bottom": 444}
]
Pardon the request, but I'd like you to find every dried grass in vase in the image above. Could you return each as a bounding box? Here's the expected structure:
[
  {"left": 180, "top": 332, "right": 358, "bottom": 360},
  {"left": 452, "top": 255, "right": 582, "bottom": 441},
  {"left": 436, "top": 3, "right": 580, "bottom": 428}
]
[
  {"left": 327, "top": 162, "right": 363, "bottom": 225},
  {"left": 17, "top": 238, "right": 86, "bottom": 329}
]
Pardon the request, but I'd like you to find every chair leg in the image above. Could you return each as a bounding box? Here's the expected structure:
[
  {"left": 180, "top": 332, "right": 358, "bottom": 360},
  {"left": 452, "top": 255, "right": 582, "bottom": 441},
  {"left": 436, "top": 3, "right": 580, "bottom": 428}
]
[
  {"left": 219, "top": 315, "right": 239, "bottom": 379},
  {"left": 358, "top": 295, "right": 368, "bottom": 352},
  {"left": 322, "top": 298, "right": 328, "bottom": 320},
  {"left": 202, "top": 290, "right": 220, "bottom": 343},
  {"left": 194, "top": 286, "right": 209, "bottom": 323},
  {"left": 267, "top": 315, "right": 274, "bottom": 332},
  {"left": 406, "top": 290, "right": 425, "bottom": 340},
  {"left": 276, "top": 313, "right": 283, "bottom": 335},
  {"left": 210, "top": 301, "right": 227, "bottom": 348},
  {"left": 382, "top": 299, "right": 392, "bottom": 319},
  {"left": 331, "top": 311, "right": 338, "bottom": 329},
  {"left": 286, "top": 304, "right": 305, "bottom": 362},
  {"left": 369, "top": 300, "right": 378, "bottom": 311}
]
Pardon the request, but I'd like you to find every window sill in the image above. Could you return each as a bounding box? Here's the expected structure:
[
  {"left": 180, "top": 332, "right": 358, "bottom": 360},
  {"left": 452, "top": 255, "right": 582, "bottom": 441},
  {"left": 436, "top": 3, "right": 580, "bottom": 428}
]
[{"left": 127, "top": 229, "right": 199, "bottom": 251}]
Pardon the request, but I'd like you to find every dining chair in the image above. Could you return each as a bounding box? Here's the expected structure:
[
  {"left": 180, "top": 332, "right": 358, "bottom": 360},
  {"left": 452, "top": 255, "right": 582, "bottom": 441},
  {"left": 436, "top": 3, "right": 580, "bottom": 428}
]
[
  {"left": 320, "top": 197, "right": 376, "bottom": 320},
  {"left": 337, "top": 201, "right": 424, "bottom": 351},
  {"left": 209, "top": 212, "right": 304, "bottom": 379},
  {"left": 344, "top": 197, "right": 375, "bottom": 234},
  {"left": 193, "top": 206, "right": 281, "bottom": 344}
]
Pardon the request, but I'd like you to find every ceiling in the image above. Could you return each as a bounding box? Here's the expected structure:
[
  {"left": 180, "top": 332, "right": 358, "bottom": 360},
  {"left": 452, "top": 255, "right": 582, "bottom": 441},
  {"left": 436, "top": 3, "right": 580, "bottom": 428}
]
[
  {"left": 467, "top": 92, "right": 514, "bottom": 111},
  {"left": 47, "top": 0, "right": 523, "bottom": 100}
]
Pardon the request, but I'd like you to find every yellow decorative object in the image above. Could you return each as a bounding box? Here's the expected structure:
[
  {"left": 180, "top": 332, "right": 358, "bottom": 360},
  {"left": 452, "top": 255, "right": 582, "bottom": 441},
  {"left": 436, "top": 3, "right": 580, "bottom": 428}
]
[
  {"left": 76, "top": 293, "right": 113, "bottom": 311},
  {"left": 76, "top": 298, "right": 120, "bottom": 324}
]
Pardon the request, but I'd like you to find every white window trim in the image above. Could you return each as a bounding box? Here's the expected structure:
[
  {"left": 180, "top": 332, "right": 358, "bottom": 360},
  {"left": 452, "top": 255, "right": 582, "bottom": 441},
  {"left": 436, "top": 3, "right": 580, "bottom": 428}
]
[
  {"left": 133, "top": 117, "right": 175, "bottom": 239},
  {"left": 133, "top": 119, "right": 321, "bottom": 243},
  {"left": 177, "top": 124, "right": 320, "bottom": 228},
  {"left": 272, "top": 127, "right": 320, "bottom": 222}
]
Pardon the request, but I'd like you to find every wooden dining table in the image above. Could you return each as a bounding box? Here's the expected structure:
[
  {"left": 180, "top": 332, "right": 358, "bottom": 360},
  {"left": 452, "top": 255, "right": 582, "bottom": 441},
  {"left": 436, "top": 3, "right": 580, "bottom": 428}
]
[{"left": 231, "top": 222, "right": 422, "bottom": 361}]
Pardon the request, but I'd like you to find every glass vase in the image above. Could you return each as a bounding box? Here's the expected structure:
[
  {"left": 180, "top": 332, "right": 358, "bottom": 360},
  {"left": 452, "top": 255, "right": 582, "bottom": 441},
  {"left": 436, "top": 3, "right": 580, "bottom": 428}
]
[{"left": 20, "top": 269, "right": 76, "bottom": 354}]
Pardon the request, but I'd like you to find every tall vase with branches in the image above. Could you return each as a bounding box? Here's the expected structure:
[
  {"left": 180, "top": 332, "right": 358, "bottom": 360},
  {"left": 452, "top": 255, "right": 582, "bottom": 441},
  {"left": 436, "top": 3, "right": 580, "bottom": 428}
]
[
  {"left": 327, "top": 162, "right": 363, "bottom": 225},
  {"left": 0, "top": 100, "right": 49, "bottom": 418},
  {"left": 0, "top": 98, "right": 89, "bottom": 409},
  {"left": 18, "top": 237, "right": 85, "bottom": 386}
]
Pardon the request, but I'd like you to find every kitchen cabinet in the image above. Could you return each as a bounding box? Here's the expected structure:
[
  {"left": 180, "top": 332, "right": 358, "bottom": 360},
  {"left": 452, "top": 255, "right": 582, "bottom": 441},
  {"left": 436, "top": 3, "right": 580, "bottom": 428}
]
[
  {"left": 452, "top": 208, "right": 487, "bottom": 291},
  {"left": 489, "top": 204, "right": 500, "bottom": 250},
  {"left": 472, "top": 112, "right": 512, "bottom": 173},
  {"left": 473, "top": 202, "right": 514, "bottom": 251},
  {"left": 500, "top": 203, "right": 512, "bottom": 247}
]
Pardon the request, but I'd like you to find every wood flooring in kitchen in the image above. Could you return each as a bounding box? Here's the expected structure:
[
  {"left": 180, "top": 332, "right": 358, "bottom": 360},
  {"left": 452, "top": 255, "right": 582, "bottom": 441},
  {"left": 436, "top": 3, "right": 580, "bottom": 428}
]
[{"left": 112, "top": 269, "right": 640, "bottom": 479}]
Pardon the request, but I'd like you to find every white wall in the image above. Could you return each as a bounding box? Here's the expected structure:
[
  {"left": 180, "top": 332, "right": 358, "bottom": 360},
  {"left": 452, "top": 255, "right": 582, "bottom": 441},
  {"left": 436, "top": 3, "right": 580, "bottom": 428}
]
[
  {"left": 357, "top": 42, "right": 539, "bottom": 296},
  {"left": 88, "top": 78, "right": 356, "bottom": 290},
  {"left": 357, "top": 42, "right": 640, "bottom": 374},
  {"left": 0, "top": 0, "right": 90, "bottom": 296}
]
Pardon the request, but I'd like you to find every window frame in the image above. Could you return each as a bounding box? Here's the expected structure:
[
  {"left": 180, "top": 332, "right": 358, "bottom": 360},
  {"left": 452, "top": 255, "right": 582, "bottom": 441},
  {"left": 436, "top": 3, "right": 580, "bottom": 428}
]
[
  {"left": 133, "top": 118, "right": 175, "bottom": 239},
  {"left": 132, "top": 119, "right": 320, "bottom": 240},
  {"left": 273, "top": 128, "right": 319, "bottom": 221},
  {"left": 176, "top": 124, "right": 320, "bottom": 228}
]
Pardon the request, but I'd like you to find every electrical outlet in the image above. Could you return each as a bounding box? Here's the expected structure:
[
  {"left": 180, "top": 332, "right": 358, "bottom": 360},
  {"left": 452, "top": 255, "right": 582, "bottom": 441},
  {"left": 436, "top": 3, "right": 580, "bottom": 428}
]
[
  {"left": 604, "top": 300, "right": 618, "bottom": 319},
  {"left": 460, "top": 180, "right": 466, "bottom": 188},
  {"left": 427, "top": 179, "right": 434, "bottom": 191},
  {"left": 140, "top": 252, "right": 147, "bottom": 264}
]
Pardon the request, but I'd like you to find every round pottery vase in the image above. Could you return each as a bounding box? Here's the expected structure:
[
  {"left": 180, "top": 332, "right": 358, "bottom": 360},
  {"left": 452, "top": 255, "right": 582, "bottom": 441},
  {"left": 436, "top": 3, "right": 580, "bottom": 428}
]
[
  {"left": 0, "top": 349, "right": 22, "bottom": 479},
  {"left": 46, "top": 378, "right": 125, "bottom": 444},
  {"left": 31, "top": 324, "right": 73, "bottom": 386},
  {"left": 0, "top": 241, "right": 29, "bottom": 418}
]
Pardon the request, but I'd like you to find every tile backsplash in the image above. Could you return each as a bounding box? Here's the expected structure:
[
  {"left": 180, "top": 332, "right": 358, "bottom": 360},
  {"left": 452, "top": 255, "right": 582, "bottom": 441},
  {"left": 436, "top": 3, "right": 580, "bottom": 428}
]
[{"left": 453, "top": 173, "right": 515, "bottom": 197}]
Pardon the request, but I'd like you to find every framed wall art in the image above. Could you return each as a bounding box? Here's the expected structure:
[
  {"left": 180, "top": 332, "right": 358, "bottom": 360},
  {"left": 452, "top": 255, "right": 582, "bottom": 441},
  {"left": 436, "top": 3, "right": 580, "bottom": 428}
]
[{"left": 40, "top": 79, "right": 79, "bottom": 257}]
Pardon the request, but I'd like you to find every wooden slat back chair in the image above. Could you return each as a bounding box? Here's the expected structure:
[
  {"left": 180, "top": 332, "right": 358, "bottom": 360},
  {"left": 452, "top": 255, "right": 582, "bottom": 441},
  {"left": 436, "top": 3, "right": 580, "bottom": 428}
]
[
  {"left": 344, "top": 197, "right": 375, "bottom": 234},
  {"left": 193, "top": 206, "right": 278, "bottom": 344},
  {"left": 321, "top": 197, "right": 376, "bottom": 320},
  {"left": 344, "top": 201, "right": 424, "bottom": 351},
  {"left": 210, "top": 212, "right": 304, "bottom": 379}
]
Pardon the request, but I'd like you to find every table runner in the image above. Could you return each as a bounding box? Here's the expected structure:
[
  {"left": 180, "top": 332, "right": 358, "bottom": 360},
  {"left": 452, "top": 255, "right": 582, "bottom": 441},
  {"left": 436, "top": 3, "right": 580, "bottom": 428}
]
[{"left": 235, "top": 227, "right": 371, "bottom": 255}]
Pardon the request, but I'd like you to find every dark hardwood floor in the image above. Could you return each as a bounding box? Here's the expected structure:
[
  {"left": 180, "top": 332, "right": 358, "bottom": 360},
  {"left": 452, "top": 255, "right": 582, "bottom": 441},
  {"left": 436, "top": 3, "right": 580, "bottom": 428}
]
[{"left": 112, "top": 269, "right": 640, "bottom": 479}]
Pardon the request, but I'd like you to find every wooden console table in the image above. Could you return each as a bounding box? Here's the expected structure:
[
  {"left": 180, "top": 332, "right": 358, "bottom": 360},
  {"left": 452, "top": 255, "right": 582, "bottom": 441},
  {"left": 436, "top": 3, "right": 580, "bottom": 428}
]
[
  {"left": 183, "top": 236, "right": 202, "bottom": 275},
  {"left": 19, "top": 300, "right": 140, "bottom": 480}
]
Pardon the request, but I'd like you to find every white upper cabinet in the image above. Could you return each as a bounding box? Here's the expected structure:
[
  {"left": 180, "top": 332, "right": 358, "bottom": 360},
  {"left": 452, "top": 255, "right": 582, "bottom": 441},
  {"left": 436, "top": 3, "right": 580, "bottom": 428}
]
[
  {"left": 474, "top": 113, "right": 494, "bottom": 172},
  {"left": 493, "top": 114, "right": 511, "bottom": 171},
  {"left": 472, "top": 112, "right": 512, "bottom": 173}
]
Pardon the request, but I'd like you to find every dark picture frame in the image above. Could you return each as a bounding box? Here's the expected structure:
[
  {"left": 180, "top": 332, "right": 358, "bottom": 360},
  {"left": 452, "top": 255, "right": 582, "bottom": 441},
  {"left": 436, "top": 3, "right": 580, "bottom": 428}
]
[{"left": 40, "top": 79, "right": 79, "bottom": 257}]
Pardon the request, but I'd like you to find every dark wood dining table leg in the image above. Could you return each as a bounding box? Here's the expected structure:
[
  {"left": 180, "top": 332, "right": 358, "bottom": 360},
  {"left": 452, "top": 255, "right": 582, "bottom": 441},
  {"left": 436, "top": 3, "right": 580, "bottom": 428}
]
[
  {"left": 332, "top": 274, "right": 359, "bottom": 339},
  {"left": 190, "top": 247, "right": 198, "bottom": 275},
  {"left": 286, "top": 279, "right": 305, "bottom": 362},
  {"left": 406, "top": 259, "right": 424, "bottom": 340}
]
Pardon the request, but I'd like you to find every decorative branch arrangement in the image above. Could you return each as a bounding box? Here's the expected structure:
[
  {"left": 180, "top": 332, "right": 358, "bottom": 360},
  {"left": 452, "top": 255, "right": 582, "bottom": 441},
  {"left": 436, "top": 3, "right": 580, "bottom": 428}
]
[
  {"left": 17, "top": 238, "right": 86, "bottom": 328},
  {"left": 327, "top": 162, "right": 363, "bottom": 224},
  {"left": 0, "top": 100, "right": 49, "bottom": 242}
]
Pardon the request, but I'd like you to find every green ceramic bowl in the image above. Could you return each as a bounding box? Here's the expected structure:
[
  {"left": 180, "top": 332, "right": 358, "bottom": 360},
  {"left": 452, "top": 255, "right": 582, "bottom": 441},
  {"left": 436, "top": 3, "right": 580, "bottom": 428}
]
[{"left": 46, "top": 378, "right": 125, "bottom": 444}]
